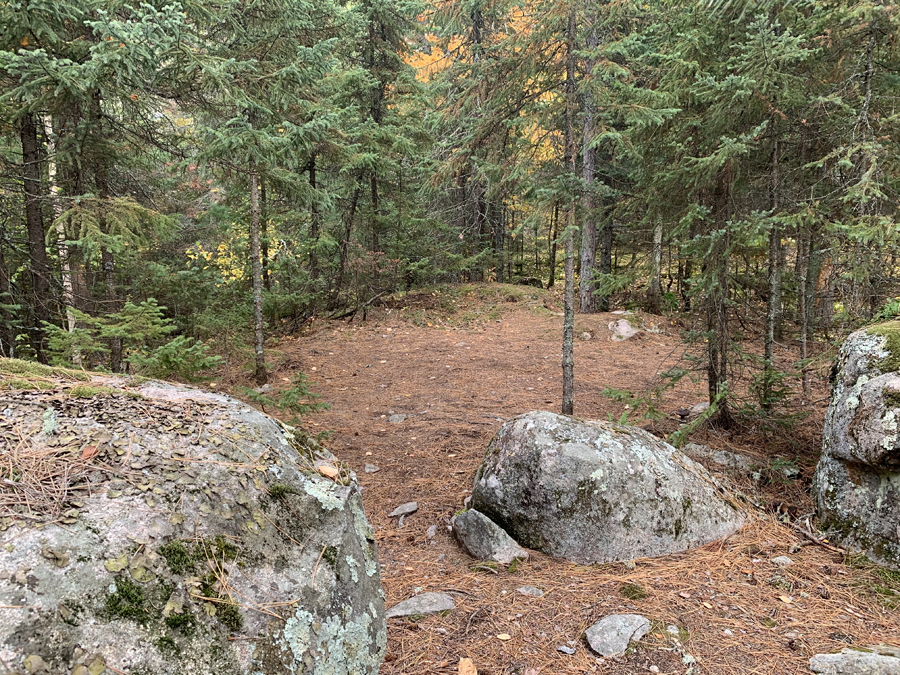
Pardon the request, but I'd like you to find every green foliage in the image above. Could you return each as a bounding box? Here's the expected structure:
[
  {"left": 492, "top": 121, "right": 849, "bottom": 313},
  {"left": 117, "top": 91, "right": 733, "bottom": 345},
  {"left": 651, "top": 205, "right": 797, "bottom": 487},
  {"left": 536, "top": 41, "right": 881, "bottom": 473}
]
[
  {"left": 241, "top": 372, "right": 329, "bottom": 423},
  {"left": 128, "top": 335, "right": 221, "bottom": 381}
]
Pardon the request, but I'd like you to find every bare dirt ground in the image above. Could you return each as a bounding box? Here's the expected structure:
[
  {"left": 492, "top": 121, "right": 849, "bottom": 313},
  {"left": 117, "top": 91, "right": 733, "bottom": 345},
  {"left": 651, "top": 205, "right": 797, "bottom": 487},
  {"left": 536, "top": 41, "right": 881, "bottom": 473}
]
[{"left": 249, "top": 283, "right": 899, "bottom": 675}]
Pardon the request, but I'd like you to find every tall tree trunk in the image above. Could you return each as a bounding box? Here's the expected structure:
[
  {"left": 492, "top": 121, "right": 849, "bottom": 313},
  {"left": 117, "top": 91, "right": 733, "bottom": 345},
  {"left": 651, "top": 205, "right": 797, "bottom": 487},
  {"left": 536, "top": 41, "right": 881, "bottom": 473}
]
[
  {"left": 20, "top": 113, "right": 52, "bottom": 363},
  {"left": 260, "top": 176, "right": 271, "bottom": 291},
  {"left": 250, "top": 167, "right": 267, "bottom": 384},
  {"left": 370, "top": 173, "right": 380, "bottom": 290},
  {"left": 579, "top": 29, "right": 599, "bottom": 314},
  {"left": 706, "top": 184, "right": 731, "bottom": 428},
  {"left": 797, "top": 224, "right": 810, "bottom": 397},
  {"left": 547, "top": 203, "right": 558, "bottom": 289},
  {"left": 0, "top": 223, "right": 15, "bottom": 358},
  {"left": 44, "top": 115, "right": 79, "bottom": 364},
  {"left": 597, "top": 216, "right": 612, "bottom": 311},
  {"left": 763, "top": 137, "right": 782, "bottom": 410},
  {"left": 309, "top": 154, "right": 320, "bottom": 281},
  {"left": 334, "top": 182, "right": 362, "bottom": 306},
  {"left": 562, "top": 9, "right": 577, "bottom": 416},
  {"left": 648, "top": 221, "right": 663, "bottom": 313},
  {"left": 90, "top": 90, "right": 122, "bottom": 372}
]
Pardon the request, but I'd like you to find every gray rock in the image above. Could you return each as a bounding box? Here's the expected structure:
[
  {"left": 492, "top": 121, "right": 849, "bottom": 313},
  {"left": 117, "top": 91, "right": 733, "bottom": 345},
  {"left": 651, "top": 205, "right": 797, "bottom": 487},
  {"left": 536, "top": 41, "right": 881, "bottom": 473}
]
[
  {"left": 771, "top": 556, "right": 794, "bottom": 567},
  {"left": 425, "top": 525, "right": 438, "bottom": 539},
  {"left": 557, "top": 645, "right": 576, "bottom": 655},
  {"left": 585, "top": 614, "right": 651, "bottom": 657},
  {"left": 814, "top": 324, "right": 900, "bottom": 568},
  {"left": 682, "top": 443, "right": 751, "bottom": 472},
  {"left": 609, "top": 319, "right": 639, "bottom": 341},
  {"left": 388, "top": 501, "right": 418, "bottom": 517},
  {"left": 810, "top": 645, "right": 900, "bottom": 674},
  {"left": 579, "top": 332, "right": 592, "bottom": 341},
  {"left": 385, "top": 592, "right": 456, "bottom": 619},
  {"left": 0, "top": 375, "right": 385, "bottom": 675},
  {"left": 451, "top": 509, "right": 528, "bottom": 565},
  {"left": 388, "top": 414, "right": 408, "bottom": 424},
  {"left": 516, "top": 585, "right": 544, "bottom": 597},
  {"left": 364, "top": 464, "right": 381, "bottom": 473},
  {"left": 471, "top": 411, "right": 745, "bottom": 564}
]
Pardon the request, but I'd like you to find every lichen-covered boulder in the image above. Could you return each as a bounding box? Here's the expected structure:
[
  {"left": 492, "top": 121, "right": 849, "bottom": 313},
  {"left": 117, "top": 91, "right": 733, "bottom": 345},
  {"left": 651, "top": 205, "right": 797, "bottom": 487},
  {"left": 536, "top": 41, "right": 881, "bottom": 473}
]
[
  {"left": 814, "top": 322, "right": 900, "bottom": 568},
  {"left": 471, "top": 411, "right": 745, "bottom": 564},
  {"left": 0, "top": 360, "right": 385, "bottom": 675}
]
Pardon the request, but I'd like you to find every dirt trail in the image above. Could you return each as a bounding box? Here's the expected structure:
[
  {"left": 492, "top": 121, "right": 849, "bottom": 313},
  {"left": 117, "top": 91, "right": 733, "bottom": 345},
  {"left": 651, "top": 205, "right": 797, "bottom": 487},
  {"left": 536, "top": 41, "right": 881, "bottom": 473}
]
[{"left": 267, "top": 286, "right": 897, "bottom": 675}]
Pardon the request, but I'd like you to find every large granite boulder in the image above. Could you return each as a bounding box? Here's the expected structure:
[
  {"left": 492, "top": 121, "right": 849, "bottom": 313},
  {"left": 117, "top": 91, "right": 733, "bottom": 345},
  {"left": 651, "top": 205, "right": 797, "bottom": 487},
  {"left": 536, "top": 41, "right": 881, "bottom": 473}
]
[
  {"left": 471, "top": 411, "right": 745, "bottom": 564},
  {"left": 0, "top": 360, "right": 385, "bottom": 674},
  {"left": 814, "top": 322, "right": 900, "bottom": 568}
]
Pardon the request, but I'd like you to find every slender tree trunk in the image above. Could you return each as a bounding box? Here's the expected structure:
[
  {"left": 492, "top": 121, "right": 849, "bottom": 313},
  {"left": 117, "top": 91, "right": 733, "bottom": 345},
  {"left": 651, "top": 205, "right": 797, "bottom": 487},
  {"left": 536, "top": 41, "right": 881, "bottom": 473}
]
[
  {"left": 763, "top": 137, "right": 782, "bottom": 410},
  {"left": 648, "top": 221, "right": 663, "bottom": 313},
  {"left": 798, "top": 224, "right": 810, "bottom": 397},
  {"left": 20, "top": 113, "right": 52, "bottom": 362},
  {"left": 597, "top": 216, "right": 612, "bottom": 311},
  {"left": 0, "top": 223, "right": 15, "bottom": 357},
  {"left": 562, "top": 9, "right": 577, "bottom": 416},
  {"left": 370, "top": 173, "right": 380, "bottom": 290},
  {"left": 706, "top": 185, "right": 731, "bottom": 428},
  {"left": 260, "top": 177, "right": 271, "bottom": 291},
  {"left": 249, "top": 167, "right": 267, "bottom": 384},
  {"left": 90, "top": 91, "right": 122, "bottom": 372},
  {"left": 579, "top": 29, "right": 599, "bottom": 314},
  {"left": 334, "top": 183, "right": 362, "bottom": 306},
  {"left": 547, "top": 203, "right": 558, "bottom": 289},
  {"left": 309, "top": 154, "right": 320, "bottom": 281}
]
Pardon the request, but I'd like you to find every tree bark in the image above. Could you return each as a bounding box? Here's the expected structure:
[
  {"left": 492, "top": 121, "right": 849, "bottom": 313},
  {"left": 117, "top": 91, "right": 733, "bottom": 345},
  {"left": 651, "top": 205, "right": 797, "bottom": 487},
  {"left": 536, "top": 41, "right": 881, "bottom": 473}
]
[
  {"left": 0, "top": 222, "right": 15, "bottom": 358},
  {"left": 797, "top": 224, "right": 810, "bottom": 397},
  {"left": 20, "top": 113, "right": 52, "bottom": 362},
  {"left": 260, "top": 176, "right": 271, "bottom": 291},
  {"left": 579, "top": 28, "right": 599, "bottom": 314},
  {"left": 250, "top": 167, "right": 267, "bottom": 384},
  {"left": 44, "top": 114, "right": 79, "bottom": 364},
  {"left": 648, "top": 221, "right": 663, "bottom": 313},
  {"left": 562, "top": 9, "right": 577, "bottom": 416},
  {"left": 763, "top": 137, "right": 782, "bottom": 409},
  {"left": 334, "top": 182, "right": 362, "bottom": 306},
  {"left": 597, "top": 217, "right": 612, "bottom": 311},
  {"left": 547, "top": 203, "right": 558, "bottom": 289},
  {"left": 309, "top": 154, "right": 320, "bottom": 281}
]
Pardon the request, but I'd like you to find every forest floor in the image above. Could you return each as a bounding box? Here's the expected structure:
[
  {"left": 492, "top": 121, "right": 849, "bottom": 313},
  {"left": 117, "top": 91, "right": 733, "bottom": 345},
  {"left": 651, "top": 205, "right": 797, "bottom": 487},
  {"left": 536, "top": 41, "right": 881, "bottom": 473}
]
[{"left": 236, "top": 283, "right": 900, "bottom": 675}]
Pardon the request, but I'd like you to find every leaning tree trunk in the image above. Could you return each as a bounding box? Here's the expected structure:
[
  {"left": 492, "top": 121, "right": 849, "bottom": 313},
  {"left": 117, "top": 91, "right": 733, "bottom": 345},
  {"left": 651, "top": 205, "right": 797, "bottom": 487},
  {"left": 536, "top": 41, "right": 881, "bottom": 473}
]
[
  {"left": 20, "top": 113, "right": 52, "bottom": 363},
  {"left": 562, "top": 9, "right": 577, "bottom": 416},
  {"left": 579, "top": 29, "right": 599, "bottom": 314},
  {"left": 249, "top": 166, "right": 267, "bottom": 385}
]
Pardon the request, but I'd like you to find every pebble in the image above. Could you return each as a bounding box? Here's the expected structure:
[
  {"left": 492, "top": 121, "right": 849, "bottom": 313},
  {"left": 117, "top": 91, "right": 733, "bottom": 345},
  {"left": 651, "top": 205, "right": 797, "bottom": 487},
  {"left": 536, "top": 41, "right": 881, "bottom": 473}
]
[
  {"left": 388, "top": 501, "right": 418, "bottom": 517},
  {"left": 771, "top": 556, "right": 794, "bottom": 567},
  {"left": 557, "top": 645, "right": 576, "bottom": 655},
  {"left": 516, "top": 585, "right": 545, "bottom": 597},
  {"left": 364, "top": 464, "right": 380, "bottom": 473}
]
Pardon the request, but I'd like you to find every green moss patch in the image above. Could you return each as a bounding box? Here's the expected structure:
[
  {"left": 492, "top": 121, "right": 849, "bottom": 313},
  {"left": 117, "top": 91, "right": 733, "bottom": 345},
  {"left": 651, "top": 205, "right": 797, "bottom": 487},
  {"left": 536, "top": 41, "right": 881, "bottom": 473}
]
[
  {"left": 620, "top": 582, "right": 649, "bottom": 600},
  {"left": 67, "top": 384, "right": 142, "bottom": 399},
  {"left": 106, "top": 575, "right": 150, "bottom": 623},
  {"left": 0, "top": 358, "right": 91, "bottom": 381},
  {"left": 867, "top": 321, "right": 900, "bottom": 373}
]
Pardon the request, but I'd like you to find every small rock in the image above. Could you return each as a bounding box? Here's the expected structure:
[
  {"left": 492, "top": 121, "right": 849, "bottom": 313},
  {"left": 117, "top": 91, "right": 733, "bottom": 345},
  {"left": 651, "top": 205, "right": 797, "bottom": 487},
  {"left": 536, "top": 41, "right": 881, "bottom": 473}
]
[
  {"left": 810, "top": 645, "right": 900, "bottom": 674},
  {"left": 426, "top": 525, "right": 438, "bottom": 539},
  {"left": 388, "top": 502, "right": 418, "bottom": 517},
  {"left": 516, "top": 585, "right": 544, "bottom": 597},
  {"left": 649, "top": 667, "right": 660, "bottom": 674},
  {"left": 364, "top": 464, "right": 381, "bottom": 473},
  {"left": 451, "top": 509, "right": 528, "bottom": 565},
  {"left": 772, "top": 556, "right": 794, "bottom": 567},
  {"left": 253, "top": 383, "right": 272, "bottom": 394},
  {"left": 557, "top": 645, "right": 576, "bottom": 655},
  {"left": 23, "top": 655, "right": 48, "bottom": 674},
  {"left": 585, "top": 614, "right": 651, "bottom": 657},
  {"left": 579, "top": 332, "right": 592, "bottom": 341},
  {"left": 388, "top": 414, "right": 408, "bottom": 424},
  {"left": 385, "top": 592, "right": 456, "bottom": 619},
  {"left": 723, "top": 629, "right": 734, "bottom": 636},
  {"left": 666, "top": 625, "right": 680, "bottom": 636},
  {"left": 609, "top": 319, "right": 640, "bottom": 341}
]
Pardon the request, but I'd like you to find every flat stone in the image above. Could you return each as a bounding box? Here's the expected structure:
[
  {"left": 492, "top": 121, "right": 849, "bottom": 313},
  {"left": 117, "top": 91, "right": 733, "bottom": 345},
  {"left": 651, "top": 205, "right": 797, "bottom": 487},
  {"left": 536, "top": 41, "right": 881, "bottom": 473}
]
[
  {"left": 388, "top": 502, "right": 418, "bottom": 518},
  {"left": 516, "top": 585, "right": 544, "bottom": 597},
  {"left": 557, "top": 645, "right": 576, "bottom": 655},
  {"left": 385, "top": 592, "right": 455, "bottom": 619},
  {"left": 585, "top": 614, "right": 651, "bottom": 657},
  {"left": 682, "top": 443, "right": 751, "bottom": 472},
  {"left": 452, "top": 509, "right": 528, "bottom": 565},
  {"left": 810, "top": 645, "right": 900, "bottom": 674},
  {"left": 425, "top": 525, "right": 438, "bottom": 539},
  {"left": 364, "top": 464, "right": 381, "bottom": 473},
  {"left": 771, "top": 556, "right": 793, "bottom": 567},
  {"left": 388, "top": 414, "right": 408, "bottom": 424}
]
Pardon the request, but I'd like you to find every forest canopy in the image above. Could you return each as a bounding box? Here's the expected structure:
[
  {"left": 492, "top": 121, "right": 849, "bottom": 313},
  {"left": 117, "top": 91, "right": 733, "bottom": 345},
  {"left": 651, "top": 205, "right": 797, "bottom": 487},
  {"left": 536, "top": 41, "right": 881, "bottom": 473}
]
[{"left": 2, "top": 0, "right": 898, "bottom": 421}]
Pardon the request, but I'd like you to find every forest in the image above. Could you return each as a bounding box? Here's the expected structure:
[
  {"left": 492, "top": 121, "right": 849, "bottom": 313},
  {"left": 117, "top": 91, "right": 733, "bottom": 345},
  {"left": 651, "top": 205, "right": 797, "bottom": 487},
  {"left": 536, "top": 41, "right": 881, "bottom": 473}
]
[{"left": 2, "top": 0, "right": 899, "bottom": 423}]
